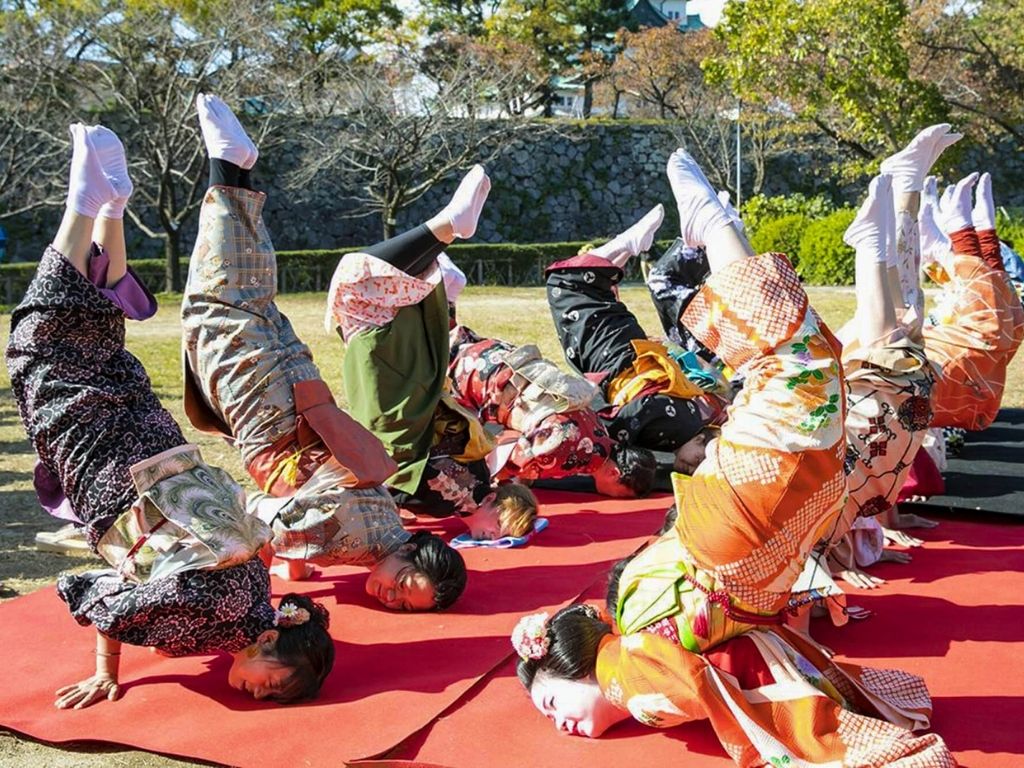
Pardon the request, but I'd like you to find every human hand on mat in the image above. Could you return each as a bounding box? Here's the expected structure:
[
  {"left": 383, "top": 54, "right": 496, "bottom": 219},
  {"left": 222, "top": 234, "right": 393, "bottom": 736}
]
[
  {"left": 879, "top": 548, "right": 913, "bottom": 564},
  {"left": 883, "top": 528, "right": 925, "bottom": 548},
  {"left": 835, "top": 568, "right": 885, "bottom": 590},
  {"left": 55, "top": 673, "right": 121, "bottom": 709}
]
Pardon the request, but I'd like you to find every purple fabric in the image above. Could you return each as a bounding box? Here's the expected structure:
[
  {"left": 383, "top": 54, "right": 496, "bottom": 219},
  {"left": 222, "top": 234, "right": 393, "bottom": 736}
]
[
  {"left": 26, "top": 246, "right": 157, "bottom": 523},
  {"left": 32, "top": 461, "right": 81, "bottom": 523},
  {"left": 88, "top": 244, "right": 158, "bottom": 321}
]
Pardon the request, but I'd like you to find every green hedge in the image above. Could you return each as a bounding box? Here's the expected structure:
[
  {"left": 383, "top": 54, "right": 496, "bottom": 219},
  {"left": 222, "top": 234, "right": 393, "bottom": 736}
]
[
  {"left": 0, "top": 241, "right": 606, "bottom": 310},
  {"left": 749, "top": 213, "right": 811, "bottom": 271},
  {"left": 742, "top": 193, "right": 836, "bottom": 235},
  {"left": 797, "top": 208, "right": 857, "bottom": 285}
]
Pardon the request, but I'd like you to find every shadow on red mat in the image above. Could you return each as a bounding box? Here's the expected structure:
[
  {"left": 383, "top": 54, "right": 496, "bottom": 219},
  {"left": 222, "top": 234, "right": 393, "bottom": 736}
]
[
  {"left": 357, "top": 515, "right": 1024, "bottom": 768},
  {"left": 0, "top": 491, "right": 666, "bottom": 767}
]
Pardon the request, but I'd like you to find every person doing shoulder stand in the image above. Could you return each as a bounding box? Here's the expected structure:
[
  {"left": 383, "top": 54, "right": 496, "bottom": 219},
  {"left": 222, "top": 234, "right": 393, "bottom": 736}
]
[
  {"left": 180, "top": 95, "right": 466, "bottom": 612},
  {"left": 544, "top": 203, "right": 719, "bottom": 477},
  {"left": 509, "top": 149, "right": 954, "bottom": 766},
  {"left": 814, "top": 126, "right": 957, "bottom": 598},
  {"left": 5, "top": 123, "right": 333, "bottom": 708},
  {"left": 325, "top": 165, "right": 538, "bottom": 542},
  {"left": 919, "top": 167, "right": 1024, "bottom": 432},
  {"left": 448, "top": 324, "right": 658, "bottom": 498}
]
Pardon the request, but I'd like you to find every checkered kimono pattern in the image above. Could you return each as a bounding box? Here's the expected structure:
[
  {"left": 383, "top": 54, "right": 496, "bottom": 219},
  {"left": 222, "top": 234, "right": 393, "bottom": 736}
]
[
  {"left": 182, "top": 187, "right": 410, "bottom": 566},
  {"left": 924, "top": 251, "right": 1024, "bottom": 430},
  {"left": 671, "top": 252, "right": 846, "bottom": 615},
  {"left": 181, "top": 186, "right": 322, "bottom": 469}
]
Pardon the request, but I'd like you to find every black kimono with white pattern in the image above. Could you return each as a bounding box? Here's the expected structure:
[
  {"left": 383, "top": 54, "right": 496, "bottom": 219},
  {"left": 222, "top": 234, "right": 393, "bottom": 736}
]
[{"left": 5, "top": 246, "right": 275, "bottom": 655}]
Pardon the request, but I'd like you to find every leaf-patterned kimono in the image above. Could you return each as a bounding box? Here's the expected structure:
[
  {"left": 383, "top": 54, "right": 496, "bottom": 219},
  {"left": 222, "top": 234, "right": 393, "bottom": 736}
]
[{"left": 601, "top": 253, "right": 953, "bottom": 766}]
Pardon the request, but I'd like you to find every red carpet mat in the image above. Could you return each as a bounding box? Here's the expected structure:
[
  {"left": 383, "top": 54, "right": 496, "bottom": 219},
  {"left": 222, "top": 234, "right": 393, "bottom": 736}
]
[
  {"left": 359, "top": 514, "right": 1024, "bottom": 768},
  {"left": 0, "top": 491, "right": 668, "bottom": 767}
]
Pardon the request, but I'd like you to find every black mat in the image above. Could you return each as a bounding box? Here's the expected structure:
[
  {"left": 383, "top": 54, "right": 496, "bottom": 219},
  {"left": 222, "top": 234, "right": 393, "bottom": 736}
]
[{"left": 913, "top": 408, "right": 1024, "bottom": 516}]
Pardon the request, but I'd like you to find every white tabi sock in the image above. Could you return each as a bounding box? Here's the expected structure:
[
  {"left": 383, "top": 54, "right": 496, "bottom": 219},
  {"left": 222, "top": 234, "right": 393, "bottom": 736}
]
[
  {"left": 590, "top": 204, "right": 665, "bottom": 268},
  {"left": 196, "top": 93, "right": 258, "bottom": 169},
  {"left": 441, "top": 165, "right": 491, "bottom": 240},
  {"left": 66, "top": 123, "right": 117, "bottom": 219},
  {"left": 667, "top": 149, "right": 732, "bottom": 248}
]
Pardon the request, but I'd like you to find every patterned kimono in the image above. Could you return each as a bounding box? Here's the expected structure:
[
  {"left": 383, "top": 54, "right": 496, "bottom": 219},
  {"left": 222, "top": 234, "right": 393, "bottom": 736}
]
[
  {"left": 181, "top": 186, "right": 407, "bottom": 566},
  {"left": 546, "top": 253, "right": 709, "bottom": 452},
  {"left": 826, "top": 334, "right": 936, "bottom": 572},
  {"left": 601, "top": 254, "right": 952, "bottom": 765},
  {"left": 330, "top": 253, "right": 495, "bottom": 517},
  {"left": 6, "top": 246, "right": 275, "bottom": 655},
  {"left": 448, "top": 327, "right": 613, "bottom": 480},
  {"left": 924, "top": 250, "right": 1024, "bottom": 430}
]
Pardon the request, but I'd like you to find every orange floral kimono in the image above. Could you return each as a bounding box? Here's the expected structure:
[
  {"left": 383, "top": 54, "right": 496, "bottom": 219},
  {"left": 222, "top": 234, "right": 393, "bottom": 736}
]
[
  {"left": 606, "top": 254, "right": 953, "bottom": 766},
  {"left": 924, "top": 251, "right": 1024, "bottom": 430},
  {"left": 596, "top": 628, "right": 952, "bottom": 767}
]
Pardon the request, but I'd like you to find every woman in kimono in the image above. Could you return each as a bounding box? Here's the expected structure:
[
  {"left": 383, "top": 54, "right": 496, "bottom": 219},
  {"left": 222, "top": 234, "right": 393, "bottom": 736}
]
[
  {"left": 509, "top": 150, "right": 953, "bottom": 766},
  {"left": 325, "top": 165, "right": 537, "bottom": 541},
  {"left": 919, "top": 171, "right": 1024, "bottom": 433},
  {"left": 544, "top": 205, "right": 719, "bottom": 476},
  {"left": 180, "top": 95, "right": 466, "bottom": 610},
  {"left": 5, "top": 123, "right": 333, "bottom": 707},
  {"left": 821, "top": 126, "right": 957, "bottom": 590},
  {"left": 448, "top": 325, "right": 657, "bottom": 497}
]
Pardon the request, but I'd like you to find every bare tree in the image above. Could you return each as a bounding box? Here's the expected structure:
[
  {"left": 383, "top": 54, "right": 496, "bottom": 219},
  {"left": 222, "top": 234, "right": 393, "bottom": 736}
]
[
  {"left": 611, "top": 26, "right": 787, "bottom": 197},
  {"left": 0, "top": 4, "right": 85, "bottom": 220},
  {"left": 2, "top": 2, "right": 293, "bottom": 289},
  {"left": 288, "top": 36, "right": 551, "bottom": 239}
]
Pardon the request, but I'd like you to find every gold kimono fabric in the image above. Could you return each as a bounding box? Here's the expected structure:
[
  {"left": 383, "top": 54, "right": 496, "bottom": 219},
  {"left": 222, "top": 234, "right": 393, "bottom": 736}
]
[
  {"left": 924, "top": 252, "right": 1024, "bottom": 430},
  {"left": 434, "top": 390, "right": 496, "bottom": 462},
  {"left": 605, "top": 338, "right": 705, "bottom": 407},
  {"left": 98, "top": 444, "right": 271, "bottom": 583},
  {"left": 499, "top": 343, "right": 598, "bottom": 433},
  {"left": 596, "top": 628, "right": 953, "bottom": 767}
]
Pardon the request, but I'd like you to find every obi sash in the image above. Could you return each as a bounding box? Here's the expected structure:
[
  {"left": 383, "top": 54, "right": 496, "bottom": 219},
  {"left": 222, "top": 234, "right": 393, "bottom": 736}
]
[{"left": 97, "top": 444, "right": 271, "bottom": 583}]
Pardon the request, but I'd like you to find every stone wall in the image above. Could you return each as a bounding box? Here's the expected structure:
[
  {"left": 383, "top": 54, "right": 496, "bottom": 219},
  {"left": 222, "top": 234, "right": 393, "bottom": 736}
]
[{"left": 4, "top": 120, "right": 1024, "bottom": 263}]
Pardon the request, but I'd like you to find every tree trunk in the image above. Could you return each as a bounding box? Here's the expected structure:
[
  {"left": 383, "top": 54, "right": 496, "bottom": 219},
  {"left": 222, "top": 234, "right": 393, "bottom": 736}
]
[
  {"left": 583, "top": 80, "right": 593, "bottom": 118},
  {"left": 164, "top": 233, "right": 183, "bottom": 293},
  {"left": 382, "top": 210, "right": 396, "bottom": 241}
]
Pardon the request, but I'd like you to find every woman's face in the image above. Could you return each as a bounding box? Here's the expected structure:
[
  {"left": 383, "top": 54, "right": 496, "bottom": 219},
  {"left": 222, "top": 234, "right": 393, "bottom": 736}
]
[
  {"left": 462, "top": 492, "right": 502, "bottom": 540},
  {"left": 228, "top": 636, "right": 292, "bottom": 701},
  {"left": 592, "top": 459, "right": 632, "bottom": 498},
  {"left": 673, "top": 431, "right": 710, "bottom": 475},
  {"left": 365, "top": 550, "right": 436, "bottom": 611},
  {"left": 528, "top": 671, "right": 624, "bottom": 738}
]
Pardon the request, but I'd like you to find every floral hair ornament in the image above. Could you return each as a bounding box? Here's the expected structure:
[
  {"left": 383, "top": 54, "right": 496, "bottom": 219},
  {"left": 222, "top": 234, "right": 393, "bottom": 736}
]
[
  {"left": 511, "top": 611, "right": 551, "bottom": 661},
  {"left": 274, "top": 603, "right": 311, "bottom": 628}
]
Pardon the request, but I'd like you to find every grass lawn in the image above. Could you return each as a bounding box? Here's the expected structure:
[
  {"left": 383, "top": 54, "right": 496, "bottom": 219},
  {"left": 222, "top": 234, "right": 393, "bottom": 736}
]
[{"left": 0, "top": 284, "right": 1021, "bottom": 766}]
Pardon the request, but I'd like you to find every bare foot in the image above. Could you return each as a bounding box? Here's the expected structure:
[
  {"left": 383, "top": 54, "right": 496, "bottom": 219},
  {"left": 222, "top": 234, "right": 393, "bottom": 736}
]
[
  {"left": 883, "top": 527, "right": 924, "bottom": 548},
  {"left": 881, "top": 505, "right": 938, "bottom": 530},
  {"left": 271, "top": 560, "right": 315, "bottom": 581},
  {"left": 879, "top": 548, "right": 913, "bottom": 564},
  {"left": 836, "top": 568, "right": 886, "bottom": 589}
]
